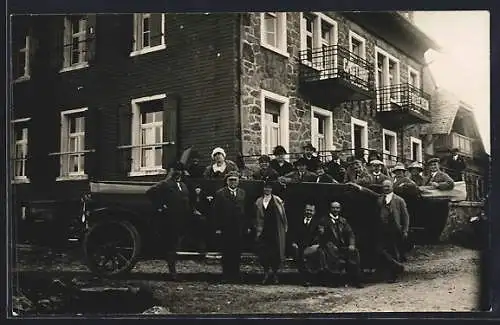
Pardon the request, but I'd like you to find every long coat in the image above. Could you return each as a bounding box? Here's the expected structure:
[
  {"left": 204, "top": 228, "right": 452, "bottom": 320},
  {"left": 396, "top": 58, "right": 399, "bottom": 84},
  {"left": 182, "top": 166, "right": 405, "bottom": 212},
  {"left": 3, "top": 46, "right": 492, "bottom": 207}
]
[
  {"left": 376, "top": 193, "right": 410, "bottom": 235},
  {"left": 424, "top": 170, "right": 455, "bottom": 190},
  {"left": 254, "top": 195, "right": 288, "bottom": 261}
]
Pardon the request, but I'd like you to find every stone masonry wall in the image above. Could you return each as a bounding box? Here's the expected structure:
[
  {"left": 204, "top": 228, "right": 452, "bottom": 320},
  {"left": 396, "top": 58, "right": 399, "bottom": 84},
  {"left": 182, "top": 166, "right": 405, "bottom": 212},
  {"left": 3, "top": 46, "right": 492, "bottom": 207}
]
[{"left": 240, "top": 12, "right": 428, "bottom": 164}]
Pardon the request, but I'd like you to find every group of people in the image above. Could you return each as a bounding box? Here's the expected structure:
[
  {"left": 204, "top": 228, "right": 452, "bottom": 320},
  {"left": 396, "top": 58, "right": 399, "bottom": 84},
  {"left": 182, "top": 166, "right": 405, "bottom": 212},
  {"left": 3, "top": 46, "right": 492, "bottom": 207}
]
[{"left": 146, "top": 143, "right": 456, "bottom": 287}]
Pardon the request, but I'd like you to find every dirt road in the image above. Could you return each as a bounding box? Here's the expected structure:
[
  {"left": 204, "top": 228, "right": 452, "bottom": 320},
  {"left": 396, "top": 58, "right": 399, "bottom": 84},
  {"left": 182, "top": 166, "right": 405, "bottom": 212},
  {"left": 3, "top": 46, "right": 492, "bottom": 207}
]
[{"left": 12, "top": 244, "right": 481, "bottom": 314}]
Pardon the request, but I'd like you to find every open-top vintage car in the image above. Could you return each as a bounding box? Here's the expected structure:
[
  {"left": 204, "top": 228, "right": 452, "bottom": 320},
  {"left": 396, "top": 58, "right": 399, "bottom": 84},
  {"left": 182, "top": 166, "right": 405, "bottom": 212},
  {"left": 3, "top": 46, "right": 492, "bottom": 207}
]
[{"left": 79, "top": 178, "right": 466, "bottom": 277}]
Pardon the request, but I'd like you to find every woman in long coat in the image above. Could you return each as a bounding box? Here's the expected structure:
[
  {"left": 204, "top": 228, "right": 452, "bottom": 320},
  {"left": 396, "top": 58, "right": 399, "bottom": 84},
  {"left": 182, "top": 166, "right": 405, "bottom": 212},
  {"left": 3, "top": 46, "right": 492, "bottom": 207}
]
[{"left": 254, "top": 181, "right": 288, "bottom": 284}]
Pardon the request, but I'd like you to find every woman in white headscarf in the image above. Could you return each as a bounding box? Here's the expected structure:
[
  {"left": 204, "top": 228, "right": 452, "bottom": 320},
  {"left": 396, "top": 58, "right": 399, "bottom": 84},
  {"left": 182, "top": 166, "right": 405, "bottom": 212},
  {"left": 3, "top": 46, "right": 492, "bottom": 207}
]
[{"left": 203, "top": 147, "right": 239, "bottom": 179}]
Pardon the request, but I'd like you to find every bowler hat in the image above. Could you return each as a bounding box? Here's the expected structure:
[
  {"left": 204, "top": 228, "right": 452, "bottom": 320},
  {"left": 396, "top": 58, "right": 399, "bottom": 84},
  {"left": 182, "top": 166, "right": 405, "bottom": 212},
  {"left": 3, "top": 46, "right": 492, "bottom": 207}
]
[
  {"left": 273, "top": 145, "right": 287, "bottom": 155},
  {"left": 294, "top": 157, "right": 308, "bottom": 166}
]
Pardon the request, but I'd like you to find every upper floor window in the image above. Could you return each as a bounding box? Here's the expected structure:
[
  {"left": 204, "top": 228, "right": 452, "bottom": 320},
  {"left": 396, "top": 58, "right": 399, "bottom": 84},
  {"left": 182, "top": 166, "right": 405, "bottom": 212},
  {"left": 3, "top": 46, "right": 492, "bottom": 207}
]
[
  {"left": 12, "top": 118, "right": 30, "bottom": 182},
  {"left": 300, "top": 12, "right": 337, "bottom": 67},
  {"left": 349, "top": 31, "right": 366, "bottom": 59},
  {"left": 57, "top": 108, "right": 88, "bottom": 180},
  {"left": 131, "top": 13, "right": 166, "bottom": 56},
  {"left": 408, "top": 66, "right": 421, "bottom": 88},
  {"left": 62, "top": 16, "right": 88, "bottom": 71},
  {"left": 375, "top": 47, "right": 400, "bottom": 102},
  {"left": 260, "top": 12, "right": 288, "bottom": 57},
  {"left": 14, "top": 34, "right": 31, "bottom": 81}
]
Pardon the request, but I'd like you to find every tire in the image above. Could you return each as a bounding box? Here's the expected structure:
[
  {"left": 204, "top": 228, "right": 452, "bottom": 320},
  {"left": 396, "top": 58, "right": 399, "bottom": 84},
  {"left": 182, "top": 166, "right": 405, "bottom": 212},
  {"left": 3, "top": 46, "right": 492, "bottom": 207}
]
[{"left": 83, "top": 219, "right": 141, "bottom": 277}]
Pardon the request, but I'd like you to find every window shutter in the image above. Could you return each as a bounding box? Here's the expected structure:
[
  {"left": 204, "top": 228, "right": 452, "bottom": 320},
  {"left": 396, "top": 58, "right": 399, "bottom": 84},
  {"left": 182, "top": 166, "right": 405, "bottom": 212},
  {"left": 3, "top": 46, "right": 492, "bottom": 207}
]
[
  {"left": 163, "top": 95, "right": 179, "bottom": 168},
  {"left": 85, "top": 14, "right": 97, "bottom": 63},
  {"left": 84, "top": 108, "right": 98, "bottom": 179},
  {"left": 150, "top": 13, "right": 164, "bottom": 47},
  {"left": 119, "top": 14, "right": 134, "bottom": 55},
  {"left": 49, "top": 16, "right": 64, "bottom": 72},
  {"left": 118, "top": 105, "right": 132, "bottom": 174}
]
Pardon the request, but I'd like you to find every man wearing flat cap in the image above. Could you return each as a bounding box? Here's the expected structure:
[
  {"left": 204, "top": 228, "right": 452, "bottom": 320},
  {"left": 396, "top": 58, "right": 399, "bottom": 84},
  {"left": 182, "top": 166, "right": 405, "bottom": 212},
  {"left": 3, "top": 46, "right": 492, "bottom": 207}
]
[
  {"left": 203, "top": 147, "right": 239, "bottom": 179},
  {"left": 424, "top": 157, "right": 454, "bottom": 190},
  {"left": 213, "top": 171, "right": 248, "bottom": 282},
  {"left": 146, "top": 161, "right": 190, "bottom": 280},
  {"left": 281, "top": 157, "right": 317, "bottom": 183},
  {"left": 301, "top": 142, "right": 322, "bottom": 172},
  {"left": 369, "top": 160, "right": 390, "bottom": 185},
  {"left": 408, "top": 162, "right": 425, "bottom": 186},
  {"left": 252, "top": 155, "right": 279, "bottom": 182}
]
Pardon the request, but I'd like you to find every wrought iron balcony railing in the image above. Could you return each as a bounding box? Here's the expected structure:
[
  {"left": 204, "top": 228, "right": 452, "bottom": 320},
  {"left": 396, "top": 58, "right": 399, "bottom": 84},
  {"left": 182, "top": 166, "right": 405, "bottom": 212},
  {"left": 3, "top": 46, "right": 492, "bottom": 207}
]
[
  {"left": 299, "top": 45, "right": 375, "bottom": 92},
  {"left": 376, "top": 84, "right": 431, "bottom": 118}
]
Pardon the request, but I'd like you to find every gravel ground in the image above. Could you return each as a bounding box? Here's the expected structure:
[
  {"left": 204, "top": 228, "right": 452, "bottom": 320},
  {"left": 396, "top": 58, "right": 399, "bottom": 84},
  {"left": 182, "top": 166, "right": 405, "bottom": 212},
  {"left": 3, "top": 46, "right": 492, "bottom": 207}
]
[{"left": 11, "top": 244, "right": 481, "bottom": 314}]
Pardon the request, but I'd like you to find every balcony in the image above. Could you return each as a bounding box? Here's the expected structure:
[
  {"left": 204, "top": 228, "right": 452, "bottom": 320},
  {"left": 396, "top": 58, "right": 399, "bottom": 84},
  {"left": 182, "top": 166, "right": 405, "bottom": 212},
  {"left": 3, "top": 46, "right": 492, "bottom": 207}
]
[
  {"left": 299, "top": 45, "right": 375, "bottom": 107},
  {"left": 376, "top": 84, "right": 432, "bottom": 128}
]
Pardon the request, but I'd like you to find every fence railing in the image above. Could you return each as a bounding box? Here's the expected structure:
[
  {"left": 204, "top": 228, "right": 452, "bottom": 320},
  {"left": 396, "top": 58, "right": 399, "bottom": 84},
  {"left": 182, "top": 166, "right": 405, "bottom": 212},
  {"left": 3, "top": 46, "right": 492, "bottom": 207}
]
[{"left": 376, "top": 84, "right": 431, "bottom": 119}]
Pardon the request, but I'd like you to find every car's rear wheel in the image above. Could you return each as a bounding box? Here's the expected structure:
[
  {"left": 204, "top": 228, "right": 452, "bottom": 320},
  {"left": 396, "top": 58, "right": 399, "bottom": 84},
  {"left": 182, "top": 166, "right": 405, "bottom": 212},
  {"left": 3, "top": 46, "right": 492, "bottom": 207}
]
[{"left": 83, "top": 220, "right": 141, "bottom": 277}]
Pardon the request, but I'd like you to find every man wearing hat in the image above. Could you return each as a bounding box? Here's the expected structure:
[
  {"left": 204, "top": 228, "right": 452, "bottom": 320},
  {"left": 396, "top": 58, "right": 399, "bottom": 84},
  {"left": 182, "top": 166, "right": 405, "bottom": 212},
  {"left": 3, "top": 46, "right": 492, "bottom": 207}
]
[
  {"left": 392, "top": 163, "right": 416, "bottom": 189},
  {"left": 444, "top": 148, "right": 466, "bottom": 182},
  {"left": 282, "top": 157, "right": 317, "bottom": 183},
  {"left": 425, "top": 157, "right": 454, "bottom": 190},
  {"left": 302, "top": 142, "right": 322, "bottom": 172},
  {"left": 369, "top": 160, "right": 390, "bottom": 185},
  {"left": 325, "top": 152, "right": 347, "bottom": 183},
  {"left": 270, "top": 145, "right": 295, "bottom": 177},
  {"left": 314, "top": 162, "right": 337, "bottom": 183},
  {"left": 343, "top": 159, "right": 372, "bottom": 186},
  {"left": 146, "top": 161, "right": 191, "bottom": 280},
  {"left": 408, "top": 162, "right": 425, "bottom": 186},
  {"left": 203, "top": 147, "right": 239, "bottom": 179},
  {"left": 252, "top": 155, "right": 280, "bottom": 182},
  {"left": 213, "top": 171, "right": 248, "bottom": 282}
]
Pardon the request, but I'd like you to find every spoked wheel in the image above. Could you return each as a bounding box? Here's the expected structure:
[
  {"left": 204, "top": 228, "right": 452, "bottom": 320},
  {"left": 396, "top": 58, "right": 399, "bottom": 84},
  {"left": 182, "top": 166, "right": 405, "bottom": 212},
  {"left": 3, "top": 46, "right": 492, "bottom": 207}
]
[{"left": 83, "top": 220, "right": 141, "bottom": 277}]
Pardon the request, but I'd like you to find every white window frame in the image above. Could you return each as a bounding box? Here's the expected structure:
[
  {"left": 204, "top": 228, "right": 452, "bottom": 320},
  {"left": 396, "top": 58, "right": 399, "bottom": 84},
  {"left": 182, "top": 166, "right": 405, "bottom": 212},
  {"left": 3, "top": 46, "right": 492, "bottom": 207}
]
[
  {"left": 408, "top": 66, "right": 421, "bottom": 89},
  {"left": 260, "top": 90, "right": 289, "bottom": 155},
  {"left": 57, "top": 107, "right": 88, "bottom": 181},
  {"left": 348, "top": 30, "right": 366, "bottom": 59},
  {"left": 311, "top": 106, "right": 333, "bottom": 161},
  {"left": 14, "top": 35, "right": 31, "bottom": 82},
  {"left": 130, "top": 13, "right": 167, "bottom": 57},
  {"left": 260, "top": 12, "right": 289, "bottom": 58},
  {"left": 375, "top": 47, "right": 401, "bottom": 104},
  {"left": 11, "top": 118, "right": 31, "bottom": 183},
  {"left": 382, "top": 128, "right": 398, "bottom": 166},
  {"left": 60, "top": 16, "right": 89, "bottom": 73},
  {"left": 410, "top": 136, "right": 423, "bottom": 163},
  {"left": 129, "top": 93, "right": 167, "bottom": 177},
  {"left": 299, "top": 12, "right": 338, "bottom": 70},
  {"left": 350, "top": 117, "right": 368, "bottom": 161}
]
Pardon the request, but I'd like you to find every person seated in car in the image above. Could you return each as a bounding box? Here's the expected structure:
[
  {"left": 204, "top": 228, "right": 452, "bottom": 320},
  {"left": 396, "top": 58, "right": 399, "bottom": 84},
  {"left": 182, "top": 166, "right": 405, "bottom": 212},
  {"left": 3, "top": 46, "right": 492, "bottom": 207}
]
[
  {"left": 368, "top": 159, "right": 390, "bottom": 185},
  {"left": 367, "top": 150, "right": 388, "bottom": 175},
  {"left": 301, "top": 143, "right": 322, "bottom": 172},
  {"left": 325, "top": 151, "right": 347, "bottom": 183},
  {"left": 392, "top": 163, "right": 416, "bottom": 189},
  {"left": 423, "top": 157, "right": 454, "bottom": 190},
  {"left": 344, "top": 159, "right": 372, "bottom": 187},
  {"left": 408, "top": 162, "right": 425, "bottom": 186},
  {"left": 203, "top": 147, "right": 239, "bottom": 179},
  {"left": 270, "top": 145, "right": 295, "bottom": 177},
  {"left": 314, "top": 162, "right": 337, "bottom": 183},
  {"left": 252, "top": 155, "right": 280, "bottom": 182},
  {"left": 280, "top": 157, "right": 317, "bottom": 183}
]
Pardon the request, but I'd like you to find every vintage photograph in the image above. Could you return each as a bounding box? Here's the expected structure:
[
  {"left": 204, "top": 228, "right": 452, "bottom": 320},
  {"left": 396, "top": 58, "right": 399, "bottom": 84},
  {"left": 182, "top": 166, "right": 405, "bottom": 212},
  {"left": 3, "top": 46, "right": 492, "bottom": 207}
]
[{"left": 9, "top": 11, "right": 490, "bottom": 315}]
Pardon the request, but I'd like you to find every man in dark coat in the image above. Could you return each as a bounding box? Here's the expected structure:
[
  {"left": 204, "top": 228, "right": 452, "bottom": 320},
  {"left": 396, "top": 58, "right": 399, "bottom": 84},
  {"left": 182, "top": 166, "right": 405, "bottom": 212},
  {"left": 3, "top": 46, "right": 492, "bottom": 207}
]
[
  {"left": 325, "top": 152, "right": 346, "bottom": 183},
  {"left": 424, "top": 157, "right": 455, "bottom": 190},
  {"left": 213, "top": 171, "right": 248, "bottom": 282},
  {"left": 319, "top": 201, "right": 363, "bottom": 288},
  {"left": 376, "top": 180, "right": 410, "bottom": 282},
  {"left": 270, "top": 145, "right": 294, "bottom": 177},
  {"left": 146, "top": 161, "right": 191, "bottom": 280},
  {"left": 281, "top": 157, "right": 317, "bottom": 183},
  {"left": 252, "top": 155, "right": 280, "bottom": 181},
  {"left": 314, "top": 162, "right": 337, "bottom": 183},
  {"left": 302, "top": 143, "right": 322, "bottom": 172},
  {"left": 445, "top": 148, "right": 466, "bottom": 181}
]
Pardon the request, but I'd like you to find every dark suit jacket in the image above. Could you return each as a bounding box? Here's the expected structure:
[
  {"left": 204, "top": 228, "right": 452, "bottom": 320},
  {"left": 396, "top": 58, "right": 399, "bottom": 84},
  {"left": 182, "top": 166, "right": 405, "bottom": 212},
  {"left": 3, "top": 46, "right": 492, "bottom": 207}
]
[
  {"left": 283, "top": 170, "right": 317, "bottom": 183},
  {"left": 377, "top": 193, "right": 410, "bottom": 234},
  {"left": 270, "top": 159, "right": 295, "bottom": 176},
  {"left": 325, "top": 160, "right": 346, "bottom": 183},
  {"left": 252, "top": 167, "right": 280, "bottom": 181},
  {"left": 424, "top": 170, "right": 455, "bottom": 190},
  {"left": 302, "top": 155, "right": 322, "bottom": 172},
  {"left": 445, "top": 155, "right": 466, "bottom": 181},
  {"left": 213, "top": 186, "right": 247, "bottom": 236},
  {"left": 294, "top": 216, "right": 321, "bottom": 249},
  {"left": 370, "top": 172, "right": 391, "bottom": 185},
  {"left": 146, "top": 178, "right": 191, "bottom": 228},
  {"left": 321, "top": 216, "right": 356, "bottom": 248}
]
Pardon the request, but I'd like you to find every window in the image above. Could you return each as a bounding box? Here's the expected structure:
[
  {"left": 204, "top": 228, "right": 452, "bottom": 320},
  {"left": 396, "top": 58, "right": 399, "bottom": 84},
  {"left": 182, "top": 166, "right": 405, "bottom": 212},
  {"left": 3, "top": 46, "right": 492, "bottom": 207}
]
[
  {"left": 410, "top": 136, "right": 423, "bottom": 163},
  {"left": 58, "top": 108, "right": 88, "bottom": 179},
  {"left": 382, "top": 129, "right": 398, "bottom": 166},
  {"left": 452, "top": 133, "right": 473, "bottom": 156},
  {"left": 130, "top": 94, "right": 167, "bottom": 176},
  {"left": 62, "top": 16, "right": 88, "bottom": 71},
  {"left": 131, "top": 13, "right": 166, "bottom": 56},
  {"left": 311, "top": 106, "right": 333, "bottom": 161},
  {"left": 375, "top": 48, "right": 400, "bottom": 103},
  {"left": 350, "top": 117, "right": 368, "bottom": 160},
  {"left": 261, "top": 12, "right": 288, "bottom": 57},
  {"left": 261, "top": 90, "right": 289, "bottom": 155},
  {"left": 300, "top": 12, "right": 337, "bottom": 69},
  {"left": 12, "top": 118, "right": 30, "bottom": 182},
  {"left": 349, "top": 31, "right": 366, "bottom": 59},
  {"left": 408, "top": 66, "right": 420, "bottom": 88},
  {"left": 14, "top": 34, "right": 31, "bottom": 81}
]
